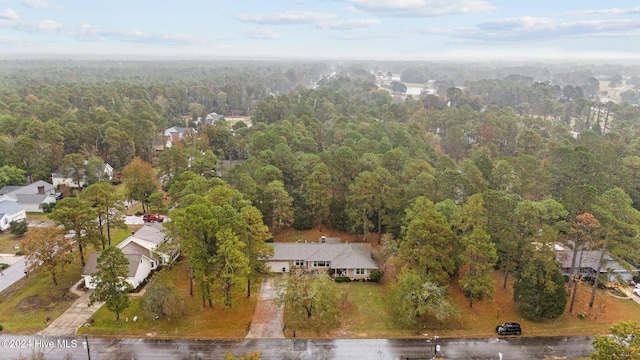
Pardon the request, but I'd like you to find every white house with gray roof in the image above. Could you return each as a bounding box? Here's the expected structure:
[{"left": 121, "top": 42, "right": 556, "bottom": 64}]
[
  {"left": 267, "top": 242, "right": 378, "bottom": 280},
  {"left": 0, "top": 200, "right": 26, "bottom": 231},
  {"left": 0, "top": 180, "right": 56, "bottom": 213},
  {"left": 82, "top": 222, "right": 179, "bottom": 289}
]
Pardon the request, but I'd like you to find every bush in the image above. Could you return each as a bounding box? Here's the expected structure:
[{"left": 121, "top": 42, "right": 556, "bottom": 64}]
[
  {"left": 334, "top": 276, "right": 351, "bottom": 283},
  {"left": 9, "top": 220, "right": 28, "bottom": 236},
  {"left": 135, "top": 210, "right": 144, "bottom": 216},
  {"left": 15, "top": 250, "right": 25, "bottom": 256},
  {"left": 578, "top": 312, "right": 587, "bottom": 320},
  {"left": 0, "top": 263, "right": 8, "bottom": 270},
  {"left": 0, "top": 324, "right": 3, "bottom": 331},
  {"left": 370, "top": 270, "right": 384, "bottom": 282},
  {"left": 326, "top": 268, "right": 335, "bottom": 276}
]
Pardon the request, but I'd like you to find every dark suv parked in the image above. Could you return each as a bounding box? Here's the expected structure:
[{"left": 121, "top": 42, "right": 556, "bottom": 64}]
[{"left": 496, "top": 322, "right": 522, "bottom": 335}]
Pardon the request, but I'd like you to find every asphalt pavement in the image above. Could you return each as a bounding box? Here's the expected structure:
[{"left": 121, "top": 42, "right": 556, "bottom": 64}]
[
  {"left": 0, "top": 255, "right": 25, "bottom": 293},
  {"left": 0, "top": 335, "right": 596, "bottom": 360}
]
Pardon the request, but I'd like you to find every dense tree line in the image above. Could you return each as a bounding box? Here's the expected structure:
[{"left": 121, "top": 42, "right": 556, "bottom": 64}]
[{"left": 4, "top": 60, "right": 640, "bottom": 324}]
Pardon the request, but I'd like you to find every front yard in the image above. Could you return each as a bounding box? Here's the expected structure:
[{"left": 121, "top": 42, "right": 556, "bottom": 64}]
[
  {"left": 282, "top": 271, "right": 640, "bottom": 339},
  {"left": 0, "top": 259, "right": 81, "bottom": 334},
  {"left": 78, "top": 260, "right": 260, "bottom": 339}
]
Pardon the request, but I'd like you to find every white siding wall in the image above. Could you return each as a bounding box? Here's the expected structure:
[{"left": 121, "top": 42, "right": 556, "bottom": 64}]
[
  {"left": 0, "top": 210, "right": 26, "bottom": 231},
  {"left": 129, "top": 257, "right": 153, "bottom": 288}
]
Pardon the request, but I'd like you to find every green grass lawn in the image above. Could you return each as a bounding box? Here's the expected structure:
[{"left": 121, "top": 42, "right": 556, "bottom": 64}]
[
  {"left": 25, "top": 212, "right": 50, "bottom": 222},
  {"left": 0, "top": 233, "right": 24, "bottom": 254},
  {"left": 0, "top": 259, "right": 81, "bottom": 334},
  {"left": 282, "top": 271, "right": 640, "bottom": 339},
  {"left": 79, "top": 260, "right": 259, "bottom": 339}
]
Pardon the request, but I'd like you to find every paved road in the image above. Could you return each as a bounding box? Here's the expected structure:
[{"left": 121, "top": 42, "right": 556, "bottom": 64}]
[
  {"left": 0, "top": 256, "right": 26, "bottom": 293},
  {"left": 0, "top": 335, "right": 595, "bottom": 359},
  {"left": 38, "top": 279, "right": 104, "bottom": 337},
  {"left": 246, "top": 277, "right": 284, "bottom": 339}
]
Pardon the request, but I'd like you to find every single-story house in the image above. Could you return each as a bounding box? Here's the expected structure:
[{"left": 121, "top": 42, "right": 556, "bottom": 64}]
[
  {"left": 0, "top": 200, "right": 26, "bottom": 231},
  {"left": 0, "top": 180, "right": 56, "bottom": 213},
  {"left": 51, "top": 162, "right": 114, "bottom": 188},
  {"left": 267, "top": 241, "right": 378, "bottom": 280},
  {"left": 82, "top": 222, "right": 179, "bottom": 289},
  {"left": 83, "top": 252, "right": 154, "bottom": 290},
  {"left": 556, "top": 246, "right": 638, "bottom": 283}
]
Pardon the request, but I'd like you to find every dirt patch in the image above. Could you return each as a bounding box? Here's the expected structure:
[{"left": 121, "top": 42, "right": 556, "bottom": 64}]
[{"left": 15, "top": 294, "right": 45, "bottom": 312}]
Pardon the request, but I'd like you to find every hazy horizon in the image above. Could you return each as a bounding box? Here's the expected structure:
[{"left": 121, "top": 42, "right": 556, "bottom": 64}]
[{"left": 2, "top": 1, "right": 640, "bottom": 62}]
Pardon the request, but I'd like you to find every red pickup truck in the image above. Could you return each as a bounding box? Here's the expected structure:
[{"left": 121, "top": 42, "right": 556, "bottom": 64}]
[{"left": 142, "top": 214, "right": 164, "bottom": 223}]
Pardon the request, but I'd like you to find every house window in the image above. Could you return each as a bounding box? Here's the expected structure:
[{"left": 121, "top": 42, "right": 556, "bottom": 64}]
[
  {"left": 293, "top": 260, "right": 306, "bottom": 267},
  {"left": 354, "top": 269, "right": 367, "bottom": 275},
  {"left": 312, "top": 261, "right": 330, "bottom": 267}
]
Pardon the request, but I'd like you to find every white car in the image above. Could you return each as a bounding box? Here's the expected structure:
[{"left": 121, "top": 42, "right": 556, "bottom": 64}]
[{"left": 633, "top": 288, "right": 640, "bottom": 297}]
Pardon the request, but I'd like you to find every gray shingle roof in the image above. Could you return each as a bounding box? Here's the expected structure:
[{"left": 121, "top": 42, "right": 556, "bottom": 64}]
[
  {"left": 133, "top": 223, "right": 166, "bottom": 245},
  {"left": 0, "top": 200, "right": 25, "bottom": 216},
  {"left": 270, "top": 243, "right": 378, "bottom": 269},
  {"left": 557, "top": 249, "right": 636, "bottom": 273},
  {"left": 83, "top": 252, "right": 144, "bottom": 277}
]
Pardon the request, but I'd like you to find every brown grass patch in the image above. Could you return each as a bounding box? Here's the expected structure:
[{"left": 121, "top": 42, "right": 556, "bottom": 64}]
[
  {"left": 443, "top": 271, "right": 640, "bottom": 338},
  {"left": 79, "top": 260, "right": 259, "bottom": 339}
]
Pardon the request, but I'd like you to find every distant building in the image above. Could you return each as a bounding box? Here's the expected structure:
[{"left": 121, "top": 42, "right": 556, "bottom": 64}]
[
  {"left": 0, "top": 180, "right": 56, "bottom": 213},
  {"left": 163, "top": 126, "right": 196, "bottom": 148},
  {"left": 51, "top": 162, "right": 113, "bottom": 189}
]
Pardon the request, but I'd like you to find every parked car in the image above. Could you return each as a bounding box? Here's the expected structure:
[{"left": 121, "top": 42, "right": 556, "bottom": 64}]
[
  {"left": 633, "top": 288, "right": 640, "bottom": 297},
  {"left": 142, "top": 214, "right": 164, "bottom": 223},
  {"left": 496, "top": 322, "right": 522, "bottom": 335}
]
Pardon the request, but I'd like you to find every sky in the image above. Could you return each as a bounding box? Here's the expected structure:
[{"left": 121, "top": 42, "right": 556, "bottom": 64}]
[{"left": 1, "top": 0, "right": 640, "bottom": 61}]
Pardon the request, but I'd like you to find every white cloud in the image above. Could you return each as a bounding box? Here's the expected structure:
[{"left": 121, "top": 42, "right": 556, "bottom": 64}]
[
  {"left": 565, "top": 7, "right": 640, "bottom": 17},
  {"left": 22, "top": 0, "right": 52, "bottom": 9},
  {"left": 343, "top": 0, "right": 495, "bottom": 17},
  {"left": 317, "top": 18, "right": 381, "bottom": 30},
  {"left": 241, "top": 28, "right": 279, "bottom": 39},
  {"left": 0, "top": 8, "right": 18, "bottom": 20},
  {"left": 235, "top": 11, "right": 336, "bottom": 25},
  {"left": 0, "top": 15, "right": 196, "bottom": 46},
  {"left": 470, "top": 17, "right": 640, "bottom": 41}
]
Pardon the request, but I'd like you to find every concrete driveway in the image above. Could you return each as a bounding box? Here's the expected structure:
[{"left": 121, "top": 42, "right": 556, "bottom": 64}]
[
  {"left": 245, "top": 277, "right": 284, "bottom": 339},
  {"left": 38, "top": 279, "right": 104, "bottom": 337}
]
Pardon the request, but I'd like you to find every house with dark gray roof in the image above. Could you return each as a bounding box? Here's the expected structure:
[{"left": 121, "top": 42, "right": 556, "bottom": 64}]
[
  {"left": 163, "top": 126, "right": 196, "bottom": 148},
  {"left": 0, "top": 180, "right": 56, "bottom": 212},
  {"left": 267, "top": 241, "right": 378, "bottom": 280},
  {"left": 0, "top": 200, "right": 26, "bottom": 231},
  {"left": 82, "top": 222, "right": 178, "bottom": 289},
  {"left": 556, "top": 245, "right": 638, "bottom": 283},
  {"left": 83, "top": 252, "right": 153, "bottom": 290}
]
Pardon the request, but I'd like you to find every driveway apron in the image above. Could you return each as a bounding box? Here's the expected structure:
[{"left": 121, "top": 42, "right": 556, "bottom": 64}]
[{"left": 245, "top": 277, "right": 284, "bottom": 339}]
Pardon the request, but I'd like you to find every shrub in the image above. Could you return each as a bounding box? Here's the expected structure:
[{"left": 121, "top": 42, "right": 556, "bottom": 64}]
[
  {"left": 578, "top": 312, "right": 587, "bottom": 320},
  {"left": 9, "top": 220, "right": 28, "bottom": 236},
  {"left": 0, "top": 263, "right": 8, "bottom": 270},
  {"left": 326, "top": 268, "right": 335, "bottom": 276},
  {"left": 135, "top": 210, "right": 144, "bottom": 216},
  {"left": 334, "top": 276, "right": 351, "bottom": 283},
  {"left": 0, "top": 324, "right": 3, "bottom": 331},
  {"left": 15, "top": 250, "right": 25, "bottom": 256},
  {"left": 370, "top": 270, "right": 384, "bottom": 282}
]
